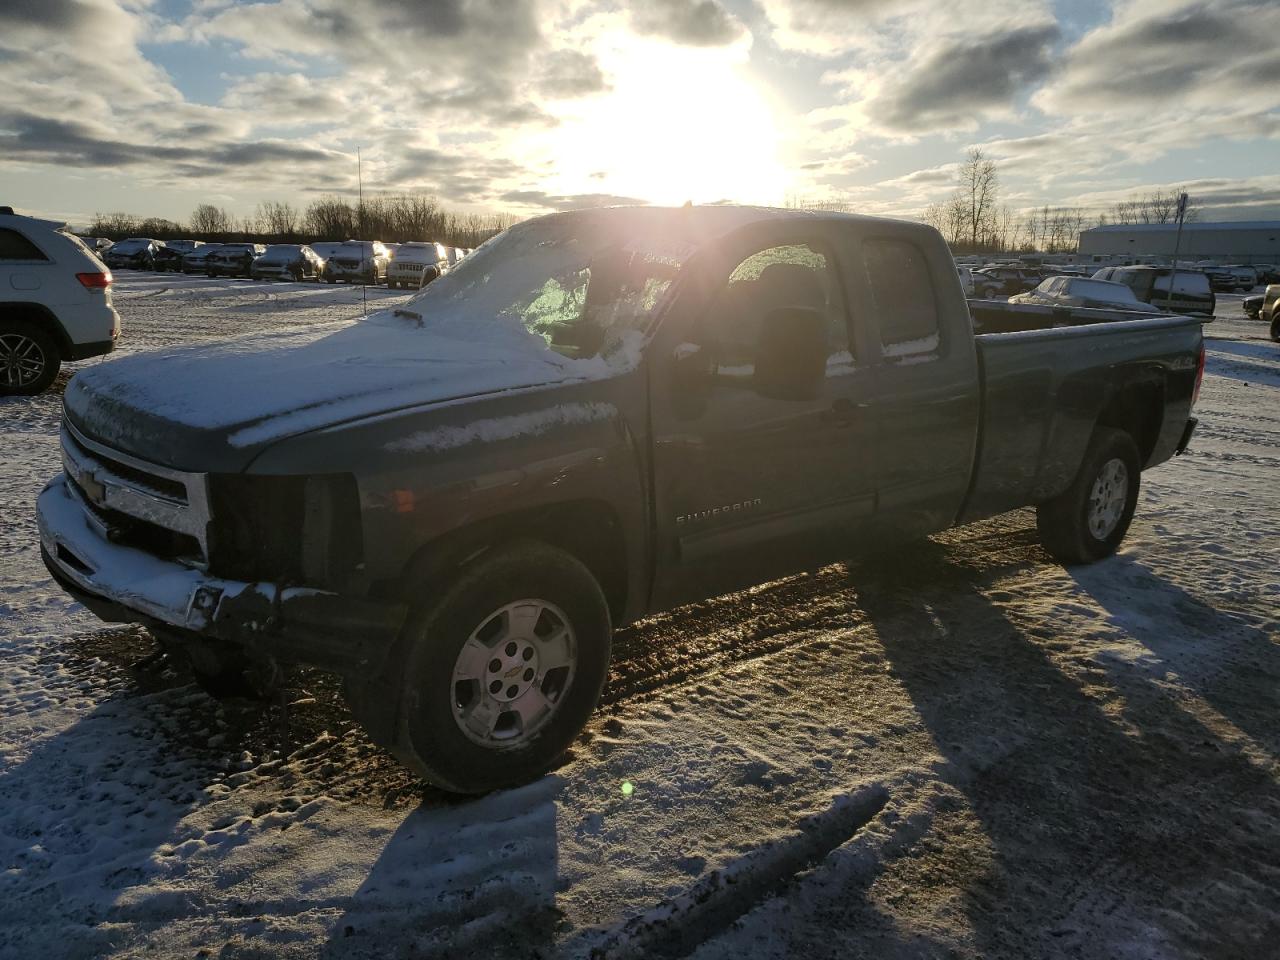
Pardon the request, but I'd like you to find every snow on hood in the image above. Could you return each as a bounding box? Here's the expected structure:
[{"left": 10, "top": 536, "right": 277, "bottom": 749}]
[{"left": 65, "top": 308, "right": 631, "bottom": 469}]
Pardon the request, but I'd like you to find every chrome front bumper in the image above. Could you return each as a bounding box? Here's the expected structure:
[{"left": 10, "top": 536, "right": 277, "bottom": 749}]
[
  {"left": 38, "top": 475, "right": 406, "bottom": 673},
  {"left": 39, "top": 474, "right": 254, "bottom": 632}
]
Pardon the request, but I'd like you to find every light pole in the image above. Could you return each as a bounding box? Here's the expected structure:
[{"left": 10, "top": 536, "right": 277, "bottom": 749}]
[{"left": 1166, "top": 191, "right": 1189, "bottom": 309}]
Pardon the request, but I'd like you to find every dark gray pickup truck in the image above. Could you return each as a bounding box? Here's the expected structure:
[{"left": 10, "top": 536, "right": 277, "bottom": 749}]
[{"left": 38, "top": 206, "right": 1204, "bottom": 792}]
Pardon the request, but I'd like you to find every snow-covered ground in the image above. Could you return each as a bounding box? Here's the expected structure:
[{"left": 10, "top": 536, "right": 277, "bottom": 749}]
[{"left": 2, "top": 275, "right": 1277, "bottom": 959}]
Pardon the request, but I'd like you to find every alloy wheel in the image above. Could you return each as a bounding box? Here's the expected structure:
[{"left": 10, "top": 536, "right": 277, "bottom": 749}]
[
  {"left": 1087, "top": 457, "right": 1129, "bottom": 540},
  {"left": 0, "top": 333, "right": 47, "bottom": 388},
  {"left": 449, "top": 599, "right": 577, "bottom": 747}
]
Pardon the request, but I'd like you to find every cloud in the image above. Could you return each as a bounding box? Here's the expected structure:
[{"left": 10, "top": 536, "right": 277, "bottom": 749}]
[
  {"left": 867, "top": 24, "right": 1060, "bottom": 131},
  {"left": 499, "top": 190, "right": 650, "bottom": 211},
  {"left": 1035, "top": 0, "right": 1280, "bottom": 115},
  {"left": 0, "top": 108, "right": 346, "bottom": 180},
  {"left": 762, "top": 0, "right": 904, "bottom": 56},
  {"left": 536, "top": 49, "right": 610, "bottom": 99},
  {"left": 627, "top": 0, "right": 746, "bottom": 47}
]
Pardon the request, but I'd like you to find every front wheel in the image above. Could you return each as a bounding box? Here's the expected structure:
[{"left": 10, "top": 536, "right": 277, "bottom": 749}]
[
  {"left": 1036, "top": 427, "right": 1141, "bottom": 564},
  {"left": 1270, "top": 314, "right": 1280, "bottom": 342},
  {"left": 371, "top": 541, "right": 612, "bottom": 794},
  {"left": 0, "top": 321, "right": 60, "bottom": 396}
]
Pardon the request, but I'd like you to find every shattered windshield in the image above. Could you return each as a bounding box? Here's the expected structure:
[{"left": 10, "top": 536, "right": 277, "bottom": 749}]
[{"left": 401, "top": 215, "right": 684, "bottom": 360}]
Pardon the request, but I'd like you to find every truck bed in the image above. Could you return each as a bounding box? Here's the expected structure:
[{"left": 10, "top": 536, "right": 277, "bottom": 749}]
[
  {"left": 967, "top": 298, "right": 1182, "bottom": 335},
  {"left": 960, "top": 312, "right": 1203, "bottom": 523}
]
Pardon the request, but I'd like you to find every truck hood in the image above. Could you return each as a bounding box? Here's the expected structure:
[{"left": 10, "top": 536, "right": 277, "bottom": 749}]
[{"left": 65, "top": 312, "right": 611, "bottom": 473}]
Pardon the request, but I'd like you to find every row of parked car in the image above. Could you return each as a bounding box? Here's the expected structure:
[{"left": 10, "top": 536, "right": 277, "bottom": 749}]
[
  {"left": 93, "top": 238, "right": 474, "bottom": 288},
  {"left": 961, "top": 259, "right": 1280, "bottom": 318}
]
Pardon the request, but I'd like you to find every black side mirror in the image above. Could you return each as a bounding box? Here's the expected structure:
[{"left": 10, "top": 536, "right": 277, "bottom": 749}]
[{"left": 754, "top": 306, "right": 827, "bottom": 400}]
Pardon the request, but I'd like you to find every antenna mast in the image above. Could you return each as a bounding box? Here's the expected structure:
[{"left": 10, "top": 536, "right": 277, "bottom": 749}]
[{"left": 357, "top": 146, "right": 367, "bottom": 313}]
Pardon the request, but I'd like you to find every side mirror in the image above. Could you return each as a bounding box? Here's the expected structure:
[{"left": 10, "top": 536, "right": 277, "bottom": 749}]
[{"left": 753, "top": 306, "right": 827, "bottom": 400}]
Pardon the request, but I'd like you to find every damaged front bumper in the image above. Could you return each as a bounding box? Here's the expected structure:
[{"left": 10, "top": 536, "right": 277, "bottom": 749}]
[{"left": 37, "top": 475, "right": 405, "bottom": 676}]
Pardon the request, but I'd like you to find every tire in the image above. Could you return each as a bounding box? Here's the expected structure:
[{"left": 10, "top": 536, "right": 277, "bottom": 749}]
[
  {"left": 1036, "top": 426, "right": 1141, "bottom": 565},
  {"left": 0, "top": 320, "right": 60, "bottom": 396},
  {"left": 1270, "top": 313, "right": 1280, "bottom": 342},
  {"left": 375, "top": 541, "right": 612, "bottom": 793}
]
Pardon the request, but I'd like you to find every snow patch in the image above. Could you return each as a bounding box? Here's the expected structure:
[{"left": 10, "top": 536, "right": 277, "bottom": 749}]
[{"left": 385, "top": 401, "right": 618, "bottom": 453}]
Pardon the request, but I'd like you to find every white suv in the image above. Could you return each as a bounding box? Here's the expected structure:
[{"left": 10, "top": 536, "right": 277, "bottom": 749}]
[{"left": 1, "top": 206, "right": 120, "bottom": 395}]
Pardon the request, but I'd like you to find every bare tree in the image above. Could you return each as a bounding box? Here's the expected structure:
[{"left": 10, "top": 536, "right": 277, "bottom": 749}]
[
  {"left": 89, "top": 212, "right": 140, "bottom": 237},
  {"left": 958, "top": 148, "right": 999, "bottom": 248},
  {"left": 189, "top": 204, "right": 234, "bottom": 235},
  {"left": 137, "top": 217, "right": 184, "bottom": 238},
  {"left": 257, "top": 201, "right": 299, "bottom": 236}
]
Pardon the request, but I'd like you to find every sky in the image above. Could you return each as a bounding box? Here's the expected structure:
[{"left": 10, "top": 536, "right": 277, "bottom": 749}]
[{"left": 2, "top": 0, "right": 1278, "bottom": 230}]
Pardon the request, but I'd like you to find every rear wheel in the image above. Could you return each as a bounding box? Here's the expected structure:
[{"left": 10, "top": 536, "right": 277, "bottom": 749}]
[
  {"left": 367, "top": 541, "right": 612, "bottom": 793},
  {"left": 1036, "top": 427, "right": 1141, "bottom": 564},
  {"left": 0, "top": 321, "right": 60, "bottom": 396}
]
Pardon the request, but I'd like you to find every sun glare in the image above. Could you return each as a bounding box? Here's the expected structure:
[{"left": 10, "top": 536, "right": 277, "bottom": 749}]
[{"left": 537, "top": 37, "right": 791, "bottom": 207}]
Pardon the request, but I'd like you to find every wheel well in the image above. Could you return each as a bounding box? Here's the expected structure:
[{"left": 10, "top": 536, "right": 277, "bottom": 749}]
[
  {"left": 0, "top": 303, "right": 71, "bottom": 360},
  {"left": 1096, "top": 381, "right": 1163, "bottom": 465},
  {"left": 389, "top": 500, "right": 629, "bottom": 625}
]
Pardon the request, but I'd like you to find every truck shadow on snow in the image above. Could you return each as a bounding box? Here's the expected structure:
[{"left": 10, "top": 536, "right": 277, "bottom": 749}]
[
  {"left": 0, "top": 627, "right": 562, "bottom": 958},
  {"left": 860, "top": 539, "right": 1278, "bottom": 959},
  {"left": 1068, "top": 554, "right": 1280, "bottom": 762},
  {"left": 12, "top": 515, "right": 1277, "bottom": 957}
]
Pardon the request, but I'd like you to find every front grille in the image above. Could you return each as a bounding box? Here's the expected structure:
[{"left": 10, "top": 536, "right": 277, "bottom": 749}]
[
  {"left": 332, "top": 258, "right": 360, "bottom": 268},
  {"left": 60, "top": 420, "right": 212, "bottom": 566}
]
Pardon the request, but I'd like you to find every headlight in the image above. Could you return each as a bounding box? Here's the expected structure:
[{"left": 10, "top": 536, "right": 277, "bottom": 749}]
[{"left": 207, "top": 473, "right": 362, "bottom": 589}]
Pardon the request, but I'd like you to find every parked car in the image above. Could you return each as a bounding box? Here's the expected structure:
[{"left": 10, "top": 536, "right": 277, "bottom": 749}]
[
  {"left": 1259, "top": 284, "right": 1280, "bottom": 340},
  {"left": 309, "top": 241, "right": 346, "bottom": 262},
  {"left": 38, "top": 205, "right": 1205, "bottom": 792},
  {"left": 250, "top": 244, "right": 325, "bottom": 281},
  {"left": 1243, "top": 295, "right": 1263, "bottom": 320},
  {"left": 180, "top": 243, "right": 223, "bottom": 273},
  {"left": 1092, "top": 266, "right": 1215, "bottom": 316},
  {"left": 1230, "top": 265, "right": 1259, "bottom": 291},
  {"left": 323, "top": 241, "right": 389, "bottom": 284},
  {"left": 103, "top": 237, "right": 160, "bottom": 270},
  {"left": 387, "top": 241, "right": 450, "bottom": 289},
  {"left": 1200, "top": 265, "right": 1245, "bottom": 292},
  {"left": 1010, "top": 276, "right": 1151, "bottom": 311},
  {"left": 972, "top": 266, "right": 1036, "bottom": 296},
  {"left": 206, "top": 243, "right": 266, "bottom": 278},
  {"left": 965, "top": 268, "right": 1002, "bottom": 298},
  {"left": 153, "top": 239, "right": 203, "bottom": 272},
  {"left": 0, "top": 206, "right": 119, "bottom": 395},
  {"left": 79, "top": 237, "right": 112, "bottom": 260}
]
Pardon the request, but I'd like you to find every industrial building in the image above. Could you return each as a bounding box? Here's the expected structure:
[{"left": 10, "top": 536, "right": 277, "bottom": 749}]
[{"left": 1077, "top": 221, "right": 1280, "bottom": 263}]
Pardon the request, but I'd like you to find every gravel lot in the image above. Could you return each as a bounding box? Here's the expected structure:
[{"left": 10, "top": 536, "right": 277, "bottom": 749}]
[{"left": 1, "top": 274, "right": 1277, "bottom": 959}]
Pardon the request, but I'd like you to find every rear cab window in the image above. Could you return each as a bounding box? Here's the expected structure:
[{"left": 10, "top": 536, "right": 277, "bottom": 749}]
[{"left": 862, "top": 238, "right": 940, "bottom": 361}]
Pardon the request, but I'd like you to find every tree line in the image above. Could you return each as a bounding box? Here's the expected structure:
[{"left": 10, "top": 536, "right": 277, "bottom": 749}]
[{"left": 88, "top": 194, "right": 520, "bottom": 248}]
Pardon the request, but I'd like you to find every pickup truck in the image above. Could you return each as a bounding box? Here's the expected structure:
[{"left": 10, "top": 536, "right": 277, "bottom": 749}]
[{"left": 37, "top": 206, "right": 1204, "bottom": 793}]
